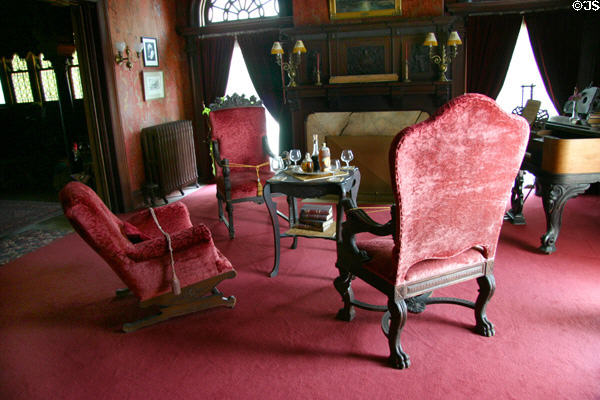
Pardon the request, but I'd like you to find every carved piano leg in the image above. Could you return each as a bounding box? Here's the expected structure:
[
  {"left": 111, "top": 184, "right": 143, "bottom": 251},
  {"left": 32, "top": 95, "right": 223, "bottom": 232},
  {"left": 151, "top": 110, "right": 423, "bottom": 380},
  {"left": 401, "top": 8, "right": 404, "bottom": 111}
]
[
  {"left": 506, "top": 170, "right": 526, "bottom": 225},
  {"left": 539, "top": 182, "right": 589, "bottom": 254}
]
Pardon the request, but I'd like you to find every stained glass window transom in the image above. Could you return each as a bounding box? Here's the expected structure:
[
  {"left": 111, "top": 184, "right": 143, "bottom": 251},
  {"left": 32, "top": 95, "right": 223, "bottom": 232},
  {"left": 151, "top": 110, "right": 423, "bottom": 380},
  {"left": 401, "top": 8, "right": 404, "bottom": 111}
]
[
  {"left": 207, "top": 0, "right": 278, "bottom": 23},
  {"left": 10, "top": 54, "right": 34, "bottom": 104},
  {"left": 39, "top": 54, "right": 59, "bottom": 102}
]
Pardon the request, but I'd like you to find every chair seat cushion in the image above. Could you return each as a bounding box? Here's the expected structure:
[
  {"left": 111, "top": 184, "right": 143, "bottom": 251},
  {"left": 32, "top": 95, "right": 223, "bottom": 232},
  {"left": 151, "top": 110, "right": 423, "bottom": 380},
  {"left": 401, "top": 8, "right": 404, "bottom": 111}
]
[
  {"left": 216, "top": 168, "right": 274, "bottom": 200},
  {"left": 357, "top": 237, "right": 486, "bottom": 285}
]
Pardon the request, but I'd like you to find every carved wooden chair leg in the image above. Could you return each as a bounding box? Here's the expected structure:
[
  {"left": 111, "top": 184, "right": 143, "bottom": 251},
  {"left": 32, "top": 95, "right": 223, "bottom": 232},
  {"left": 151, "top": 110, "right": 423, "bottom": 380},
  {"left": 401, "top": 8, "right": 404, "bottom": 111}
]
[
  {"left": 334, "top": 268, "right": 356, "bottom": 321},
  {"left": 386, "top": 296, "right": 410, "bottom": 369},
  {"left": 226, "top": 200, "right": 235, "bottom": 239},
  {"left": 217, "top": 195, "right": 225, "bottom": 222},
  {"left": 474, "top": 274, "right": 496, "bottom": 337}
]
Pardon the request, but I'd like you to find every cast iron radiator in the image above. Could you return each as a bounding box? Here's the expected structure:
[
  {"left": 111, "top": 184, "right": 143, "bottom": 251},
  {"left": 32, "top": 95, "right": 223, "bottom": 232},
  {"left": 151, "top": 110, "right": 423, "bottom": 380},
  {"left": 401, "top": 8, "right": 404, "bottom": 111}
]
[{"left": 141, "top": 120, "right": 198, "bottom": 203}]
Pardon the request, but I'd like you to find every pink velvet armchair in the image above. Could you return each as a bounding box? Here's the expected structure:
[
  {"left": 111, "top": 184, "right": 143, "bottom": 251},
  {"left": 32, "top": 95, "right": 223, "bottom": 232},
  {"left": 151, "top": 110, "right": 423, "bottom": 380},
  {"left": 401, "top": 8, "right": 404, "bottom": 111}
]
[
  {"left": 60, "top": 181, "right": 236, "bottom": 332},
  {"left": 334, "top": 94, "right": 529, "bottom": 369},
  {"left": 208, "top": 95, "right": 276, "bottom": 239}
]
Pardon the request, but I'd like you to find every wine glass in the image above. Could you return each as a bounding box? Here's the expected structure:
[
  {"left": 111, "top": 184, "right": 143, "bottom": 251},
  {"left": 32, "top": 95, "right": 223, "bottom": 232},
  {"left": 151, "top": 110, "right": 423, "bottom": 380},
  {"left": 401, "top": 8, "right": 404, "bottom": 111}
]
[
  {"left": 270, "top": 156, "right": 285, "bottom": 181},
  {"left": 289, "top": 149, "right": 302, "bottom": 170},
  {"left": 341, "top": 149, "right": 354, "bottom": 168},
  {"left": 330, "top": 159, "right": 341, "bottom": 174}
]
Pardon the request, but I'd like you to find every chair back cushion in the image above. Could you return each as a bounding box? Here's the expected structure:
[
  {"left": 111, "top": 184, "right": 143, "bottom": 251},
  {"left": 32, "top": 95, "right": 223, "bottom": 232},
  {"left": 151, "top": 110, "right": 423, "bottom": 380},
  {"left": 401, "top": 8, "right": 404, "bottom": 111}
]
[
  {"left": 59, "top": 182, "right": 132, "bottom": 265},
  {"left": 389, "top": 93, "right": 529, "bottom": 284},
  {"left": 209, "top": 106, "right": 268, "bottom": 168}
]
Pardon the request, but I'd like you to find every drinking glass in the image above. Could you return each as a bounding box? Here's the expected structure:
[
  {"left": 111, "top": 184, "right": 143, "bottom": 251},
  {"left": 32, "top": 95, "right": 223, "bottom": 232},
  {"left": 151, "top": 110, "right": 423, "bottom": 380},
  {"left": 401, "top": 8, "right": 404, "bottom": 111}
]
[
  {"left": 289, "top": 149, "right": 302, "bottom": 169},
  {"left": 270, "top": 156, "right": 284, "bottom": 173},
  {"left": 341, "top": 149, "right": 354, "bottom": 168},
  {"left": 330, "top": 159, "right": 341, "bottom": 173}
]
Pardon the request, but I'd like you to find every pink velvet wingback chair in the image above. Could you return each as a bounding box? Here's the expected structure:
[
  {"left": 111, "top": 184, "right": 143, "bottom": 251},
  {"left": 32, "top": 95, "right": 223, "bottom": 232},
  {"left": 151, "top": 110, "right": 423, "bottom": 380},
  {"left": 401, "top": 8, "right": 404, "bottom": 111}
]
[
  {"left": 60, "top": 181, "right": 237, "bottom": 332},
  {"left": 208, "top": 95, "right": 276, "bottom": 239},
  {"left": 334, "top": 94, "right": 529, "bottom": 369}
]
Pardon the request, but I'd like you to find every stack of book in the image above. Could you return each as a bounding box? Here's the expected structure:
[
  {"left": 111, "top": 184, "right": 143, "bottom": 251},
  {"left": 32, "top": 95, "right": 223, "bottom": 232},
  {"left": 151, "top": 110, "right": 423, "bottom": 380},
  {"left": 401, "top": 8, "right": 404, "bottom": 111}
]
[{"left": 295, "top": 204, "right": 334, "bottom": 232}]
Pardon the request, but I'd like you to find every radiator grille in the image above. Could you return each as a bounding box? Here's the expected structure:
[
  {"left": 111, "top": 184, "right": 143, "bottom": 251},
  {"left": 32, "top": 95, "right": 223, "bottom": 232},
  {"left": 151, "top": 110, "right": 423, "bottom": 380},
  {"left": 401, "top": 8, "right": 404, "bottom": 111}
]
[{"left": 141, "top": 120, "right": 198, "bottom": 202}]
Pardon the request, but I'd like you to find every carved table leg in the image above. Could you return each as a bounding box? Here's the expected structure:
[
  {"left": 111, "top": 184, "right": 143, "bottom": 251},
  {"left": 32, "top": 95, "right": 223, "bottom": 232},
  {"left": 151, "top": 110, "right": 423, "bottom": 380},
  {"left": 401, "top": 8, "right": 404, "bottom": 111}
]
[
  {"left": 263, "top": 184, "right": 281, "bottom": 277},
  {"left": 334, "top": 268, "right": 356, "bottom": 322},
  {"left": 539, "top": 182, "right": 589, "bottom": 254},
  {"left": 287, "top": 196, "right": 298, "bottom": 249},
  {"left": 506, "top": 170, "right": 526, "bottom": 225}
]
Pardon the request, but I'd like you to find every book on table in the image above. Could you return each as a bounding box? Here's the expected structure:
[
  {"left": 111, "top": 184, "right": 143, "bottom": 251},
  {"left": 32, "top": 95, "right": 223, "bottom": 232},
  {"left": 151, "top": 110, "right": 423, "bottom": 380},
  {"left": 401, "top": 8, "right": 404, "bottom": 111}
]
[
  {"left": 296, "top": 204, "right": 334, "bottom": 232},
  {"left": 299, "top": 204, "right": 332, "bottom": 221}
]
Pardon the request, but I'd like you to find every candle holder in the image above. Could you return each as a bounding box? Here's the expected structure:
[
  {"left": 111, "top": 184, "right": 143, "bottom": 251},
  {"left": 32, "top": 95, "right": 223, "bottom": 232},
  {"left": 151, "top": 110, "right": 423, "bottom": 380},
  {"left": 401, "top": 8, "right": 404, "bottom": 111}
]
[
  {"left": 271, "top": 40, "right": 307, "bottom": 88},
  {"left": 423, "top": 31, "right": 462, "bottom": 82}
]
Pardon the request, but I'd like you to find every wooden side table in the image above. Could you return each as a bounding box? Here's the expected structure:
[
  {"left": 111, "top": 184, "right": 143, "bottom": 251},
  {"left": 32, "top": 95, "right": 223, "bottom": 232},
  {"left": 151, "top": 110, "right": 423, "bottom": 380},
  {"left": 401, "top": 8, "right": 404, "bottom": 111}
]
[{"left": 263, "top": 168, "right": 361, "bottom": 277}]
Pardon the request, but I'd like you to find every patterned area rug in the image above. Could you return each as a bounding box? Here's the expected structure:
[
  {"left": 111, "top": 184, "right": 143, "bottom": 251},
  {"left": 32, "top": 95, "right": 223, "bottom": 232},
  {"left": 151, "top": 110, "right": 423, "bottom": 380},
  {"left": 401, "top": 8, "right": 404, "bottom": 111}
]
[
  {"left": 0, "top": 229, "right": 72, "bottom": 265},
  {"left": 0, "top": 200, "right": 63, "bottom": 237}
]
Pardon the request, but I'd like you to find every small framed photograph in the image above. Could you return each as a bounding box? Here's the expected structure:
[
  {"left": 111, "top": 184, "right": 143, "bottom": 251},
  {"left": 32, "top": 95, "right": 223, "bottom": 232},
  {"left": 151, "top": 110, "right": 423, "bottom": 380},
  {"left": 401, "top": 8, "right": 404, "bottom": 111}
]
[
  {"left": 141, "top": 37, "right": 159, "bottom": 67},
  {"left": 143, "top": 71, "right": 164, "bottom": 101}
]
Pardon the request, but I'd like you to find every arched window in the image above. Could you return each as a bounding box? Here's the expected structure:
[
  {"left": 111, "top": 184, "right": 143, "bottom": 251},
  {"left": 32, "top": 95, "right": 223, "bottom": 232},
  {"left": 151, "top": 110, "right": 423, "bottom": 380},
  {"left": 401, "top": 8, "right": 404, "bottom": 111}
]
[
  {"left": 68, "top": 51, "right": 84, "bottom": 100},
  {"left": 205, "top": 0, "right": 279, "bottom": 24},
  {"left": 38, "top": 54, "right": 59, "bottom": 102},
  {"left": 9, "top": 54, "right": 35, "bottom": 104}
]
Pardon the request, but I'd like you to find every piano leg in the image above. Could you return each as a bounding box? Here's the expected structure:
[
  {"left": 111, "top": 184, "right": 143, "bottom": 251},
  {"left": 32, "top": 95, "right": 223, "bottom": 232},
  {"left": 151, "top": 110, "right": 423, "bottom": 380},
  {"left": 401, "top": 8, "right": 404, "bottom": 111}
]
[
  {"left": 539, "top": 182, "right": 590, "bottom": 254},
  {"left": 506, "top": 170, "right": 527, "bottom": 225}
]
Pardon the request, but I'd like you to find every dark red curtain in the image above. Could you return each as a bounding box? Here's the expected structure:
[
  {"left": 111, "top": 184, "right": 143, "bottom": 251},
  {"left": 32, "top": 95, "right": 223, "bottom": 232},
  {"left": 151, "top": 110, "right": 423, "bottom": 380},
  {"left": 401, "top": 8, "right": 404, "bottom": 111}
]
[
  {"left": 198, "top": 36, "right": 235, "bottom": 106},
  {"left": 525, "top": 11, "right": 589, "bottom": 112},
  {"left": 466, "top": 15, "right": 522, "bottom": 98},
  {"left": 237, "top": 31, "right": 290, "bottom": 151}
]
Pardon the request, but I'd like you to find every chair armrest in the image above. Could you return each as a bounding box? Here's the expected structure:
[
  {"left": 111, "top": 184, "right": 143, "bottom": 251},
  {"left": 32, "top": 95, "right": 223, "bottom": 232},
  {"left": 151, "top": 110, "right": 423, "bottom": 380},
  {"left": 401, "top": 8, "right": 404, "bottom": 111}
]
[
  {"left": 211, "top": 139, "right": 231, "bottom": 184},
  {"left": 125, "top": 202, "right": 192, "bottom": 235},
  {"left": 339, "top": 198, "right": 395, "bottom": 262},
  {"left": 126, "top": 224, "right": 213, "bottom": 261}
]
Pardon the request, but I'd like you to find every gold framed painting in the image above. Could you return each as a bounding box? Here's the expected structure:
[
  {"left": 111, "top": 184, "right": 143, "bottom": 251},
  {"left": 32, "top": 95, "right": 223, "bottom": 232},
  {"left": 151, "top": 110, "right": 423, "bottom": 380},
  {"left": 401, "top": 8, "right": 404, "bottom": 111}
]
[{"left": 329, "top": 0, "right": 401, "bottom": 20}]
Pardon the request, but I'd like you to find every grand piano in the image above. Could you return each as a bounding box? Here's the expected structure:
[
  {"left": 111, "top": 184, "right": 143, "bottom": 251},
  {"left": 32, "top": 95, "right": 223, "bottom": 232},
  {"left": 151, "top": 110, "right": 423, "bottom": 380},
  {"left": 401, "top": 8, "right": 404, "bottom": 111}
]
[{"left": 506, "top": 114, "right": 600, "bottom": 253}]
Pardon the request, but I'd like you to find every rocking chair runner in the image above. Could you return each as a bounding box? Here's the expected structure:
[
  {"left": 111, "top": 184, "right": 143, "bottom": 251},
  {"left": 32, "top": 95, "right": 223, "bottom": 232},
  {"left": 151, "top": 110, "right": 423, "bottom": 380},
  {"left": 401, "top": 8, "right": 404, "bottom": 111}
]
[
  {"left": 334, "top": 94, "right": 529, "bottom": 369},
  {"left": 59, "top": 181, "right": 237, "bottom": 332},
  {"left": 208, "top": 96, "right": 277, "bottom": 239}
]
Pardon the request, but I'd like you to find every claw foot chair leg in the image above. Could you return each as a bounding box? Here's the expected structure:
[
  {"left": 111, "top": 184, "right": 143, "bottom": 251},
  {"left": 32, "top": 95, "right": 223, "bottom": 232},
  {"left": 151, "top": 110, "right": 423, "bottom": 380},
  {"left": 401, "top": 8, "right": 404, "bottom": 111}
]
[
  {"left": 474, "top": 275, "right": 496, "bottom": 337},
  {"left": 387, "top": 296, "right": 410, "bottom": 369},
  {"left": 334, "top": 269, "right": 356, "bottom": 321}
]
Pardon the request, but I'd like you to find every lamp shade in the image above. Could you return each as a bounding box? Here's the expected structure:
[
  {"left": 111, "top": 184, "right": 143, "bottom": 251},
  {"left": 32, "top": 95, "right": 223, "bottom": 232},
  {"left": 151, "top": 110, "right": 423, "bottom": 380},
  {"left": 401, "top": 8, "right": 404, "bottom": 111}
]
[
  {"left": 134, "top": 42, "right": 145, "bottom": 54},
  {"left": 423, "top": 32, "right": 438, "bottom": 47},
  {"left": 271, "top": 41, "right": 284, "bottom": 55},
  {"left": 447, "top": 31, "right": 462, "bottom": 46},
  {"left": 293, "top": 40, "right": 307, "bottom": 54},
  {"left": 115, "top": 42, "right": 127, "bottom": 52}
]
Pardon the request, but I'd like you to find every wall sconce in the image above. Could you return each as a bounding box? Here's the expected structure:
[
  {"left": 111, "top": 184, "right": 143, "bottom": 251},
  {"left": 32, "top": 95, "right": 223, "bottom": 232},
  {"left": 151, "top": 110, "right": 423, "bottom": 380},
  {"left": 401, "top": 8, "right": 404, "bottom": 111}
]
[
  {"left": 271, "top": 40, "right": 307, "bottom": 87},
  {"left": 423, "top": 31, "right": 462, "bottom": 82},
  {"left": 115, "top": 41, "right": 144, "bottom": 70}
]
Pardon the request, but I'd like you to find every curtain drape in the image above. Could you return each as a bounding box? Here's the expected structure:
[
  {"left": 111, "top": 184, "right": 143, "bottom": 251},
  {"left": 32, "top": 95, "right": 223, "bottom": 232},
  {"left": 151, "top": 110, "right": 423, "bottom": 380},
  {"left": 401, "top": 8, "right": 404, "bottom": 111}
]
[
  {"left": 525, "top": 11, "right": 586, "bottom": 112},
  {"left": 198, "top": 36, "right": 235, "bottom": 106},
  {"left": 466, "top": 15, "right": 522, "bottom": 98},
  {"left": 237, "top": 31, "right": 290, "bottom": 151}
]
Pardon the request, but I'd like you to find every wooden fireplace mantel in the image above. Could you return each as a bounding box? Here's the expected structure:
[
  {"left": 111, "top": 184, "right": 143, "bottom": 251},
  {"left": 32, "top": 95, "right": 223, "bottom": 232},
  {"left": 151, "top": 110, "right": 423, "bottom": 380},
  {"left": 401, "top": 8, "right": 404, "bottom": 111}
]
[{"left": 285, "top": 80, "right": 452, "bottom": 150}]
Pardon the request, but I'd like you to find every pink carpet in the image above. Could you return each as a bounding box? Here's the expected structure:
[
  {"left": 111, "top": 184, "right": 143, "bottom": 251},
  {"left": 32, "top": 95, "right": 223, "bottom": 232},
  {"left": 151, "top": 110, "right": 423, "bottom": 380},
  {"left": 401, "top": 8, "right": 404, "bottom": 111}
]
[{"left": 1, "top": 185, "right": 599, "bottom": 399}]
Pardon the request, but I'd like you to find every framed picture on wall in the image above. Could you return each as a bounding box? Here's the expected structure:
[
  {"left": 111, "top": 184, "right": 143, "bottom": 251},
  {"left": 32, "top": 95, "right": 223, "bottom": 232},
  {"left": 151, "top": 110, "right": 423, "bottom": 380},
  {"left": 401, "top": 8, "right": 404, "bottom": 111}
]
[
  {"left": 143, "top": 71, "right": 164, "bottom": 101},
  {"left": 329, "top": 0, "right": 401, "bottom": 20},
  {"left": 141, "top": 37, "right": 159, "bottom": 67}
]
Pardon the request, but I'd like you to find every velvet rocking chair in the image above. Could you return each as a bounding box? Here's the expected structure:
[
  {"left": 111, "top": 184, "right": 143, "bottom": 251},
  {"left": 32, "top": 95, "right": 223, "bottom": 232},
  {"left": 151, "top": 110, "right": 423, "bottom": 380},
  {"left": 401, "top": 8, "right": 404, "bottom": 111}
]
[
  {"left": 208, "top": 95, "right": 276, "bottom": 239},
  {"left": 60, "top": 181, "right": 237, "bottom": 332},
  {"left": 334, "top": 94, "right": 529, "bottom": 369}
]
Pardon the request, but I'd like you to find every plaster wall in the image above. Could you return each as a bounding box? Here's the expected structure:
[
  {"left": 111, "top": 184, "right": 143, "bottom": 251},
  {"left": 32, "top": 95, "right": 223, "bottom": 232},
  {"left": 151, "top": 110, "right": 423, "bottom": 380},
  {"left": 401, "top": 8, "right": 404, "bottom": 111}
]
[{"left": 107, "top": 0, "right": 193, "bottom": 199}]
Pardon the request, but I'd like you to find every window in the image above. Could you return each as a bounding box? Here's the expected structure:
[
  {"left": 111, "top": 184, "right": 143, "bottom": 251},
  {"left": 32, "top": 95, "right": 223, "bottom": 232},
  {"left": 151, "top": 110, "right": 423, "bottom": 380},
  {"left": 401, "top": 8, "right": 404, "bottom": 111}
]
[
  {"left": 68, "top": 51, "right": 84, "bottom": 100},
  {"left": 496, "top": 20, "right": 558, "bottom": 117},
  {"left": 0, "top": 80, "right": 5, "bottom": 105},
  {"left": 9, "top": 54, "right": 35, "bottom": 104},
  {"left": 206, "top": 0, "right": 278, "bottom": 23},
  {"left": 225, "top": 40, "right": 279, "bottom": 153},
  {"left": 38, "top": 54, "right": 59, "bottom": 102}
]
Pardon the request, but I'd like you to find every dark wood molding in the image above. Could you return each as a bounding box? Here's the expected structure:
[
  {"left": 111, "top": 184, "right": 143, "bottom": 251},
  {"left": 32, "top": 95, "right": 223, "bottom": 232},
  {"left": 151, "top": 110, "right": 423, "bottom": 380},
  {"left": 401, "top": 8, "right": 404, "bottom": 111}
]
[
  {"left": 177, "top": 16, "right": 294, "bottom": 38},
  {"left": 446, "top": 0, "right": 570, "bottom": 16}
]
